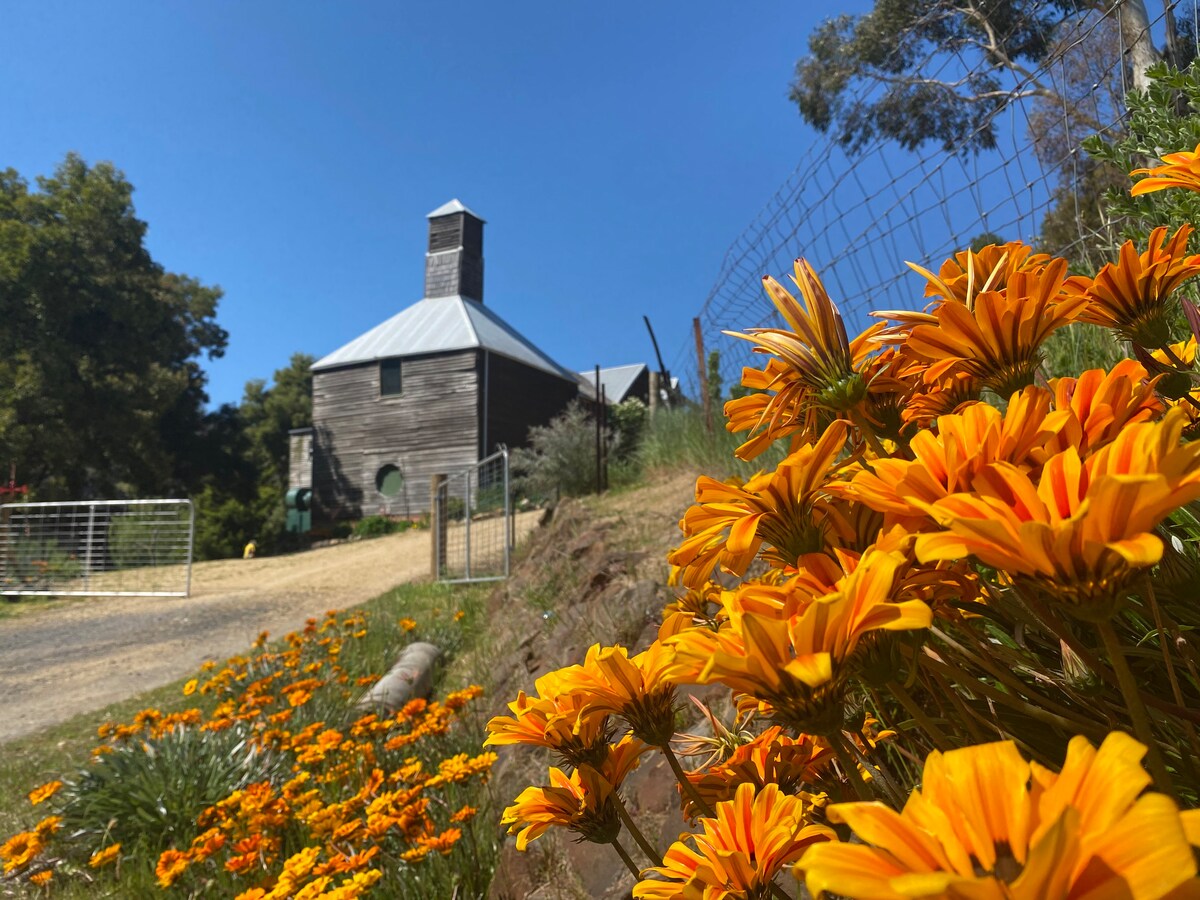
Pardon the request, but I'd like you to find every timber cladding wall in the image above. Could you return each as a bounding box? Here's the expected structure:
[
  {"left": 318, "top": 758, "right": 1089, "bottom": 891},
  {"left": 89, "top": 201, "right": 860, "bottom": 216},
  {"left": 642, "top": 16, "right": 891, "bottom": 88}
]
[
  {"left": 312, "top": 350, "right": 479, "bottom": 520},
  {"left": 482, "top": 351, "right": 581, "bottom": 453}
]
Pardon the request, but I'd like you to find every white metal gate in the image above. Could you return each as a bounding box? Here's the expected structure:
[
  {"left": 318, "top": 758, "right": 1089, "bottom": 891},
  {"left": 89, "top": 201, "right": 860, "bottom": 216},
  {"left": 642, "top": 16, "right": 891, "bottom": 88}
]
[
  {"left": 433, "top": 449, "right": 513, "bottom": 583},
  {"left": 0, "top": 499, "right": 195, "bottom": 597}
]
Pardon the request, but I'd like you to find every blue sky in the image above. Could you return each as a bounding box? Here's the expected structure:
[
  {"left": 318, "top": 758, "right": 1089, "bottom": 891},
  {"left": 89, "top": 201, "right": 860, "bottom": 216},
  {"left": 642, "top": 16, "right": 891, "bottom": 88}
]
[{"left": 4, "top": 0, "right": 876, "bottom": 407}]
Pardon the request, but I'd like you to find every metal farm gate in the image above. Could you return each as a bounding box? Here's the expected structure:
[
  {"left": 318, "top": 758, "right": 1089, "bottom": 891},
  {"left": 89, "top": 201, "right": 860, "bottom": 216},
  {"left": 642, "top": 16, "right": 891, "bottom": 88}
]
[
  {"left": 0, "top": 499, "right": 195, "bottom": 597},
  {"left": 432, "top": 449, "right": 513, "bottom": 583}
]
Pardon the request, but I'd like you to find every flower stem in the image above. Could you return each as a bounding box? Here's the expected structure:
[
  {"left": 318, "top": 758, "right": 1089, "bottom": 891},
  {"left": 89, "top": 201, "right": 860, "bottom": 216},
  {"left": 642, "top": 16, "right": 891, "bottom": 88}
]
[
  {"left": 888, "top": 679, "right": 952, "bottom": 751},
  {"left": 613, "top": 792, "right": 661, "bottom": 866},
  {"left": 661, "top": 742, "right": 715, "bottom": 819},
  {"left": 1144, "top": 577, "right": 1200, "bottom": 761},
  {"left": 611, "top": 836, "right": 642, "bottom": 881},
  {"left": 826, "top": 729, "right": 874, "bottom": 802},
  {"left": 1096, "top": 619, "right": 1176, "bottom": 798}
]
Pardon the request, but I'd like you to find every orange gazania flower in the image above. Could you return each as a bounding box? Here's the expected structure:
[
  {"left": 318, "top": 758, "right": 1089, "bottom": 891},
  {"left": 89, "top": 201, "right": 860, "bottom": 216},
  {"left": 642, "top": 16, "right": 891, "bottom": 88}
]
[
  {"left": 724, "top": 261, "right": 879, "bottom": 458},
  {"left": 500, "top": 737, "right": 647, "bottom": 850},
  {"left": 904, "top": 259, "right": 1087, "bottom": 396},
  {"left": 484, "top": 669, "right": 611, "bottom": 767},
  {"left": 680, "top": 725, "right": 834, "bottom": 819},
  {"left": 1039, "top": 359, "right": 1163, "bottom": 460},
  {"left": 670, "top": 422, "right": 851, "bottom": 588},
  {"left": 836, "top": 387, "right": 1052, "bottom": 526},
  {"left": 1064, "top": 225, "right": 1200, "bottom": 346},
  {"left": 566, "top": 642, "right": 680, "bottom": 745},
  {"left": 797, "top": 732, "right": 1200, "bottom": 900},
  {"left": 634, "top": 782, "right": 833, "bottom": 900},
  {"left": 1131, "top": 143, "right": 1200, "bottom": 195},
  {"left": 916, "top": 411, "right": 1200, "bottom": 618},
  {"left": 668, "top": 547, "right": 931, "bottom": 733},
  {"left": 27, "top": 780, "right": 63, "bottom": 806},
  {"left": 88, "top": 843, "right": 122, "bottom": 869},
  {"left": 909, "top": 240, "right": 1054, "bottom": 307}
]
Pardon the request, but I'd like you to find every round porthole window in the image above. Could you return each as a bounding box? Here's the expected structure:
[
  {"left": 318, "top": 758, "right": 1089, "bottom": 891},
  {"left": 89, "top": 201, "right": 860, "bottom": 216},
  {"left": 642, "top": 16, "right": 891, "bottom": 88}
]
[{"left": 375, "top": 464, "right": 404, "bottom": 498}]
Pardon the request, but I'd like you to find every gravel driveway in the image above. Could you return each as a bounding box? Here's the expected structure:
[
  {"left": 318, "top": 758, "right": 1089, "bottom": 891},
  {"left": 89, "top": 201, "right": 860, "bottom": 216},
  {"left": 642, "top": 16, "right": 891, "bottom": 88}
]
[{"left": 0, "top": 514, "right": 537, "bottom": 744}]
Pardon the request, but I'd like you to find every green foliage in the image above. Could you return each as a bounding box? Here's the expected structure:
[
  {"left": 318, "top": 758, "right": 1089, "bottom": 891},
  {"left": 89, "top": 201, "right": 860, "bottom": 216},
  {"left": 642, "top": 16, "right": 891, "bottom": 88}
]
[
  {"left": 108, "top": 507, "right": 190, "bottom": 570},
  {"left": 511, "top": 401, "right": 600, "bottom": 500},
  {"left": 609, "top": 397, "right": 649, "bottom": 462},
  {"left": 0, "top": 537, "right": 81, "bottom": 591},
  {"left": 706, "top": 349, "right": 724, "bottom": 408},
  {"left": 1041, "top": 322, "right": 1125, "bottom": 379},
  {"left": 635, "top": 404, "right": 784, "bottom": 481},
  {"left": 1085, "top": 61, "right": 1200, "bottom": 245},
  {"left": 191, "top": 354, "right": 315, "bottom": 560},
  {"left": 352, "top": 515, "right": 413, "bottom": 538},
  {"left": 59, "top": 724, "right": 279, "bottom": 855},
  {"left": 789, "top": 2, "right": 1080, "bottom": 155},
  {"left": 0, "top": 154, "right": 227, "bottom": 500}
]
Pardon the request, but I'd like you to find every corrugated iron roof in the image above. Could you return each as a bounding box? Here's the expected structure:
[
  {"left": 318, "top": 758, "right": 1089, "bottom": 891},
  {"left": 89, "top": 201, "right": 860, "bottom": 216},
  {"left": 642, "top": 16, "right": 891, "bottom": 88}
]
[
  {"left": 311, "top": 295, "right": 577, "bottom": 382},
  {"left": 577, "top": 363, "right": 648, "bottom": 404},
  {"left": 426, "top": 198, "right": 484, "bottom": 221}
]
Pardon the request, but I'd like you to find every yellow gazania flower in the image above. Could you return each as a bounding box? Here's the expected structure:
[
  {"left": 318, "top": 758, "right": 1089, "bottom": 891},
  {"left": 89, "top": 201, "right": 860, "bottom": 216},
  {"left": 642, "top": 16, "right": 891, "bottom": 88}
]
[
  {"left": 916, "top": 411, "right": 1200, "bottom": 619},
  {"left": 635, "top": 782, "right": 833, "bottom": 900},
  {"left": 797, "top": 732, "right": 1200, "bottom": 900},
  {"left": 1130, "top": 142, "right": 1200, "bottom": 195},
  {"left": 668, "top": 548, "right": 931, "bottom": 733},
  {"left": 724, "top": 261, "right": 880, "bottom": 458},
  {"left": 484, "top": 669, "right": 611, "bottom": 767},
  {"left": 500, "top": 736, "right": 647, "bottom": 850},
  {"left": 905, "top": 259, "right": 1088, "bottom": 396},
  {"left": 1064, "top": 225, "right": 1200, "bottom": 346},
  {"left": 670, "top": 422, "right": 851, "bottom": 588},
  {"left": 1151, "top": 336, "right": 1200, "bottom": 438}
]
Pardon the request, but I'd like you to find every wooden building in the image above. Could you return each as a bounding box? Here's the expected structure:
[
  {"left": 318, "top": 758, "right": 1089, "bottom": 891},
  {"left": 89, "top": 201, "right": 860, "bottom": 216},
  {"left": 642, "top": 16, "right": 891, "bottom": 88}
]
[
  {"left": 577, "top": 363, "right": 651, "bottom": 406},
  {"left": 294, "top": 200, "right": 581, "bottom": 521}
]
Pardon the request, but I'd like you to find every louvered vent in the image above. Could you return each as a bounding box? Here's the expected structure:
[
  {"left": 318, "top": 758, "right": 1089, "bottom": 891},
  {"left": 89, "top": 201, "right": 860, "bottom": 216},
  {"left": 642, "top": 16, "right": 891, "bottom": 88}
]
[{"left": 424, "top": 202, "right": 485, "bottom": 303}]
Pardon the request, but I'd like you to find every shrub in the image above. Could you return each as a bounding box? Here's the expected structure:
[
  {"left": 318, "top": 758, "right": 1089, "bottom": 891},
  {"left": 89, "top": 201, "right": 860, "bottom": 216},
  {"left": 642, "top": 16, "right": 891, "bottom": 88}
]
[
  {"left": 352, "top": 515, "right": 411, "bottom": 538},
  {"left": 511, "top": 400, "right": 600, "bottom": 500},
  {"left": 59, "top": 723, "right": 278, "bottom": 856}
]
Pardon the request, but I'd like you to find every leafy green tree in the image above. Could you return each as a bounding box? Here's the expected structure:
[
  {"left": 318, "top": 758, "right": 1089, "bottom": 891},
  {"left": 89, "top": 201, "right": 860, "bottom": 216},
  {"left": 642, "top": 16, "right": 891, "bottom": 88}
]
[
  {"left": 790, "top": 2, "right": 1158, "bottom": 156},
  {"left": 1085, "top": 62, "right": 1200, "bottom": 245},
  {"left": 191, "top": 354, "right": 314, "bottom": 559},
  {"left": 0, "top": 154, "right": 227, "bottom": 499}
]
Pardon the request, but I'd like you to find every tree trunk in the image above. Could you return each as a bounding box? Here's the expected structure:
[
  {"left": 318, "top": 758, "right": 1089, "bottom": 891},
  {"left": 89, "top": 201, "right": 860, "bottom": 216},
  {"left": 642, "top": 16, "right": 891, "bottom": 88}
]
[{"left": 1119, "top": 0, "right": 1161, "bottom": 93}]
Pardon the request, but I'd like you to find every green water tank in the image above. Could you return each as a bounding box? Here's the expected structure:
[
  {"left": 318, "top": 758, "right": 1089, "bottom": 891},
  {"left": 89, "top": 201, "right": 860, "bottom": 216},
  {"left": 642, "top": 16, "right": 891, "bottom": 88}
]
[{"left": 286, "top": 487, "right": 312, "bottom": 534}]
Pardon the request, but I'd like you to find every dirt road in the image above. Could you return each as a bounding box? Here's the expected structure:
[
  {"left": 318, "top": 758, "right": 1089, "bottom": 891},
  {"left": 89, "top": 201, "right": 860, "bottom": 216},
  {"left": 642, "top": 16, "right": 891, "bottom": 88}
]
[{"left": 0, "top": 515, "right": 538, "bottom": 743}]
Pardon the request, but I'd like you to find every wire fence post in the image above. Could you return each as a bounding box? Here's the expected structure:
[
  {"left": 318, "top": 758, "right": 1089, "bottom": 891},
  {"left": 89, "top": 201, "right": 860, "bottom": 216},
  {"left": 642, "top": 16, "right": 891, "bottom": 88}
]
[
  {"left": 83, "top": 503, "right": 96, "bottom": 591},
  {"left": 693, "top": 316, "right": 712, "bottom": 434}
]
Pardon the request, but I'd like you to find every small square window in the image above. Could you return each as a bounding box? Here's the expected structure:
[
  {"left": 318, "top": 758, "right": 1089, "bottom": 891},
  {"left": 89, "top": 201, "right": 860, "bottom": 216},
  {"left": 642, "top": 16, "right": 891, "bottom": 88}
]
[{"left": 380, "top": 359, "right": 402, "bottom": 396}]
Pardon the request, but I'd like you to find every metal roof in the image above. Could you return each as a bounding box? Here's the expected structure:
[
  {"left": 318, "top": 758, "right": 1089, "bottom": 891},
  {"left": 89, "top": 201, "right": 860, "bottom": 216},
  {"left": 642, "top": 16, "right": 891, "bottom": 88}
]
[
  {"left": 426, "top": 198, "right": 484, "bottom": 221},
  {"left": 311, "top": 295, "right": 577, "bottom": 381},
  {"left": 577, "top": 363, "right": 649, "bottom": 404}
]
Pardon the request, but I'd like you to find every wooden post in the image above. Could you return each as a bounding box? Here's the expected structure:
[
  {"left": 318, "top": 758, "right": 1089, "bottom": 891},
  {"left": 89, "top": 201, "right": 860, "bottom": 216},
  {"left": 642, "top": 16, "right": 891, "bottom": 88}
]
[
  {"left": 648, "top": 371, "right": 660, "bottom": 416},
  {"left": 594, "top": 364, "right": 603, "bottom": 494},
  {"left": 430, "top": 474, "right": 447, "bottom": 578},
  {"left": 600, "top": 384, "right": 608, "bottom": 491},
  {"left": 694, "top": 317, "right": 712, "bottom": 434}
]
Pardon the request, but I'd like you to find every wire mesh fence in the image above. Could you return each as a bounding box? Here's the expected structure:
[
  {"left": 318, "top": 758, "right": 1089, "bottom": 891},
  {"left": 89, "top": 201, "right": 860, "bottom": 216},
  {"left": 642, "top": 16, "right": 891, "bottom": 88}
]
[
  {"left": 0, "top": 499, "right": 195, "bottom": 597},
  {"left": 433, "top": 450, "right": 513, "bottom": 583},
  {"left": 672, "top": 1, "right": 1185, "bottom": 399}
]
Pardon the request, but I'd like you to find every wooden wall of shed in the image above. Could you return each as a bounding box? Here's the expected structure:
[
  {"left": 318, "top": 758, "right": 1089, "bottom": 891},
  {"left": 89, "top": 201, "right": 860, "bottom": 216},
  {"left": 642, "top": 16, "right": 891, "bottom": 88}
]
[
  {"left": 482, "top": 351, "right": 580, "bottom": 453},
  {"left": 311, "top": 350, "right": 480, "bottom": 521}
]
